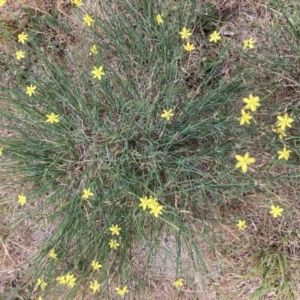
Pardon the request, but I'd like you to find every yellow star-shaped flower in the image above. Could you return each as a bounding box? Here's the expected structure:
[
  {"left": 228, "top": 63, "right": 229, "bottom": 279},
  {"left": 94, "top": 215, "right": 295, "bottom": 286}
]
[
  {"left": 139, "top": 196, "right": 149, "bottom": 210},
  {"left": 161, "top": 109, "right": 174, "bottom": 121},
  {"left": 46, "top": 113, "right": 59, "bottom": 124},
  {"left": 71, "top": 0, "right": 83, "bottom": 7},
  {"left": 276, "top": 113, "right": 293, "bottom": 131},
  {"left": 156, "top": 14, "right": 163, "bottom": 25},
  {"left": 243, "top": 38, "right": 255, "bottom": 50},
  {"left": 15, "top": 50, "right": 25, "bottom": 60},
  {"left": 235, "top": 152, "right": 255, "bottom": 173},
  {"left": 36, "top": 278, "right": 47, "bottom": 290},
  {"left": 116, "top": 286, "right": 129, "bottom": 296},
  {"left": 26, "top": 84, "right": 36, "bottom": 97},
  {"left": 89, "top": 44, "right": 98, "bottom": 55},
  {"left": 109, "top": 239, "right": 120, "bottom": 249},
  {"left": 269, "top": 205, "right": 284, "bottom": 218},
  {"left": 149, "top": 202, "right": 163, "bottom": 218},
  {"left": 109, "top": 224, "right": 121, "bottom": 236},
  {"left": 49, "top": 249, "right": 57, "bottom": 259},
  {"left": 243, "top": 93, "right": 260, "bottom": 112},
  {"left": 18, "top": 194, "right": 26, "bottom": 206},
  {"left": 236, "top": 220, "right": 246, "bottom": 230},
  {"left": 239, "top": 109, "right": 253, "bottom": 125},
  {"left": 82, "top": 188, "right": 94, "bottom": 200},
  {"left": 272, "top": 127, "right": 286, "bottom": 139},
  {"left": 146, "top": 197, "right": 158, "bottom": 208},
  {"left": 173, "top": 278, "right": 184, "bottom": 288},
  {"left": 183, "top": 42, "right": 195, "bottom": 52},
  {"left": 83, "top": 14, "right": 94, "bottom": 27},
  {"left": 179, "top": 27, "right": 192, "bottom": 39},
  {"left": 56, "top": 275, "right": 66, "bottom": 285},
  {"left": 18, "top": 32, "right": 28, "bottom": 44},
  {"left": 92, "top": 66, "right": 105, "bottom": 80},
  {"left": 277, "top": 146, "right": 291, "bottom": 160},
  {"left": 90, "top": 280, "right": 101, "bottom": 293},
  {"left": 0, "top": 0, "right": 7, "bottom": 7},
  {"left": 91, "top": 260, "right": 102, "bottom": 271},
  {"left": 65, "top": 273, "right": 76, "bottom": 288},
  {"left": 209, "top": 31, "right": 221, "bottom": 43}
]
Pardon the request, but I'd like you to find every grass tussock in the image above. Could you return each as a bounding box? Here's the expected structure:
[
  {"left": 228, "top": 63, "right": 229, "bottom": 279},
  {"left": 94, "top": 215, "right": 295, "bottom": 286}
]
[{"left": 0, "top": 0, "right": 300, "bottom": 299}]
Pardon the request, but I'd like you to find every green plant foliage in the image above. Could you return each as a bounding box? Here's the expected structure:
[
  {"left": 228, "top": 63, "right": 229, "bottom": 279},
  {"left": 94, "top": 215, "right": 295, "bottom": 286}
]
[{"left": 0, "top": 0, "right": 300, "bottom": 299}]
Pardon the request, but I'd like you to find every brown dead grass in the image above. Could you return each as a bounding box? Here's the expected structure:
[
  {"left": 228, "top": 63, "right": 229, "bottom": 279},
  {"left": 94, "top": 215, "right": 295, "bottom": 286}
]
[{"left": 1, "top": 0, "right": 300, "bottom": 299}]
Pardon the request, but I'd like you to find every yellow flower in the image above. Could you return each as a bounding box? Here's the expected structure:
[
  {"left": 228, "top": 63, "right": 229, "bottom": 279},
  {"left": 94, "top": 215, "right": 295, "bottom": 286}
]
[
  {"left": 18, "top": 32, "right": 28, "bottom": 44},
  {"left": 272, "top": 127, "right": 286, "bottom": 139},
  {"left": 236, "top": 220, "right": 246, "bottom": 230},
  {"left": 90, "top": 280, "right": 100, "bottom": 293},
  {"left": 49, "top": 249, "right": 57, "bottom": 259},
  {"left": 15, "top": 50, "right": 25, "bottom": 60},
  {"left": 146, "top": 197, "right": 158, "bottom": 208},
  {"left": 243, "top": 94, "right": 260, "bottom": 112},
  {"left": 83, "top": 14, "right": 94, "bottom": 27},
  {"left": 71, "top": 0, "right": 83, "bottom": 7},
  {"left": 0, "top": 147, "right": 3, "bottom": 157},
  {"left": 26, "top": 84, "right": 36, "bottom": 97},
  {"left": 91, "top": 260, "right": 102, "bottom": 271},
  {"left": 109, "top": 224, "right": 121, "bottom": 236},
  {"left": 209, "top": 31, "right": 221, "bottom": 43},
  {"left": 269, "top": 205, "right": 284, "bottom": 218},
  {"left": 65, "top": 273, "right": 76, "bottom": 288},
  {"left": 139, "top": 196, "right": 149, "bottom": 210},
  {"left": 37, "top": 297, "right": 43, "bottom": 300},
  {"left": 239, "top": 109, "right": 253, "bottom": 125},
  {"left": 116, "top": 286, "right": 129, "bottom": 296},
  {"left": 149, "top": 201, "right": 163, "bottom": 218},
  {"left": 89, "top": 44, "right": 98, "bottom": 55},
  {"left": 109, "top": 239, "right": 120, "bottom": 249},
  {"left": 173, "top": 278, "right": 184, "bottom": 288},
  {"left": 56, "top": 275, "right": 66, "bottom": 284},
  {"left": 183, "top": 42, "right": 195, "bottom": 52},
  {"left": 243, "top": 38, "right": 255, "bottom": 50},
  {"left": 276, "top": 113, "right": 294, "bottom": 131},
  {"left": 18, "top": 194, "right": 26, "bottom": 206},
  {"left": 277, "top": 146, "right": 291, "bottom": 160},
  {"left": 161, "top": 109, "right": 174, "bottom": 121},
  {"left": 0, "top": 0, "right": 6, "bottom": 7},
  {"left": 46, "top": 113, "right": 59, "bottom": 123},
  {"left": 36, "top": 278, "right": 47, "bottom": 290},
  {"left": 82, "top": 188, "right": 94, "bottom": 200},
  {"left": 92, "top": 66, "right": 105, "bottom": 80},
  {"left": 179, "top": 27, "right": 192, "bottom": 39},
  {"left": 156, "top": 14, "right": 163, "bottom": 25},
  {"left": 235, "top": 152, "right": 255, "bottom": 173}
]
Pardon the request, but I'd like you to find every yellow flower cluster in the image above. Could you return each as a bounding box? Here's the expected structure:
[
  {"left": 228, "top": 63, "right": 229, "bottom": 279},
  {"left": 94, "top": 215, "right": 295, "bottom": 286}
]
[
  {"left": 36, "top": 278, "right": 47, "bottom": 290},
  {"left": 139, "top": 196, "right": 163, "bottom": 218},
  {"left": 179, "top": 27, "right": 195, "bottom": 52},
  {"left": 237, "top": 204, "right": 284, "bottom": 230},
  {"left": 109, "top": 224, "right": 121, "bottom": 250},
  {"left": 56, "top": 273, "right": 76, "bottom": 288},
  {"left": 239, "top": 93, "right": 260, "bottom": 126},
  {"left": 272, "top": 113, "right": 293, "bottom": 160}
]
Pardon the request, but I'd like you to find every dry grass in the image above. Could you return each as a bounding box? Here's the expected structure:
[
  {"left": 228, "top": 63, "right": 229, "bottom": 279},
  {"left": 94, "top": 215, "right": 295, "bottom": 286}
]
[{"left": 1, "top": 0, "right": 300, "bottom": 299}]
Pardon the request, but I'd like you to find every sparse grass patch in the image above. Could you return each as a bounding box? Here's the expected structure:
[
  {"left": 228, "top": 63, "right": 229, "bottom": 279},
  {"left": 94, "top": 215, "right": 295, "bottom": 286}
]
[{"left": 0, "top": 0, "right": 300, "bottom": 299}]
